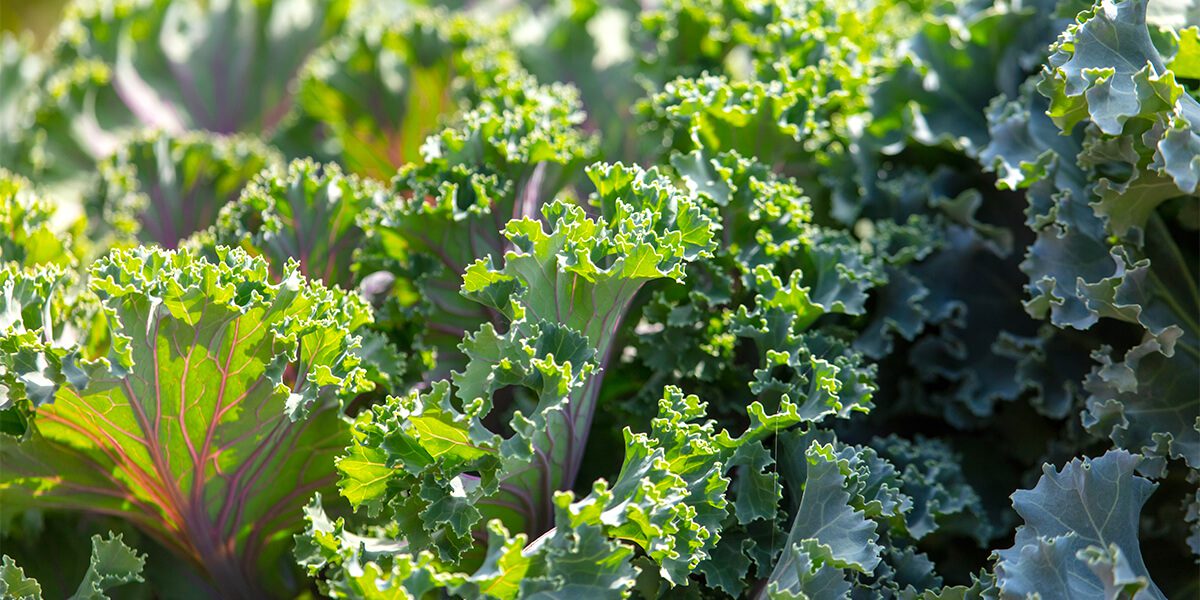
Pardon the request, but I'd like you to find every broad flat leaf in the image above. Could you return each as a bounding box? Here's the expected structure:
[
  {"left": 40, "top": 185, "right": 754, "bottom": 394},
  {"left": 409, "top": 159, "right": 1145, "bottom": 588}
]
[
  {"left": 12, "top": 0, "right": 345, "bottom": 204},
  {"left": 994, "top": 450, "right": 1165, "bottom": 600},
  {"left": 1168, "top": 26, "right": 1200, "bottom": 78},
  {"left": 0, "top": 247, "right": 371, "bottom": 597},
  {"left": 872, "top": 7, "right": 1037, "bottom": 155},
  {"left": 55, "top": 0, "right": 349, "bottom": 136}
]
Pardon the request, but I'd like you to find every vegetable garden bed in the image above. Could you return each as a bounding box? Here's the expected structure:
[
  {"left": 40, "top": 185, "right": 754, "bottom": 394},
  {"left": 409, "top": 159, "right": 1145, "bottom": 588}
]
[{"left": 0, "top": 0, "right": 1197, "bottom": 598}]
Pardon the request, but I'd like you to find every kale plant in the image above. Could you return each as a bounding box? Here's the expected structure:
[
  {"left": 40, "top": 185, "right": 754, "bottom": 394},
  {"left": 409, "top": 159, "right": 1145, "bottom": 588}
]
[{"left": 0, "top": 0, "right": 1196, "bottom": 598}]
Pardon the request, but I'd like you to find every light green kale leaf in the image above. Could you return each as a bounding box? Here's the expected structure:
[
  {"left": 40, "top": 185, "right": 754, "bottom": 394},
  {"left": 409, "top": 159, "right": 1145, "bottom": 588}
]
[
  {"left": 0, "top": 532, "right": 145, "bottom": 600},
  {"left": 0, "top": 246, "right": 371, "bottom": 596}
]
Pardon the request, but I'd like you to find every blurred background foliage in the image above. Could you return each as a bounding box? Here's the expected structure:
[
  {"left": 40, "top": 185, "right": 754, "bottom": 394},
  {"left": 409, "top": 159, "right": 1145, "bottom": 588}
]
[{"left": 1, "top": 0, "right": 72, "bottom": 44}]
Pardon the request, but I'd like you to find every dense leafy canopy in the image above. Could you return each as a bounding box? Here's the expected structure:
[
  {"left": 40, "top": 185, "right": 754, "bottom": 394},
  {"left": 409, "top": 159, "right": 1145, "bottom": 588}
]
[{"left": 1, "top": 0, "right": 1196, "bottom": 598}]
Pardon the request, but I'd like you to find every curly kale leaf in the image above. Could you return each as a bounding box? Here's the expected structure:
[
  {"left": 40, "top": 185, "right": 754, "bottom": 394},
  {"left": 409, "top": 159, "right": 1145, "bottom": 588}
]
[
  {"left": 357, "top": 75, "right": 594, "bottom": 381},
  {"left": 91, "top": 131, "right": 281, "bottom": 249},
  {"left": 994, "top": 450, "right": 1165, "bottom": 600},
  {"left": 0, "top": 247, "right": 371, "bottom": 596},
  {"left": 201, "top": 158, "right": 383, "bottom": 289},
  {"left": 0, "top": 532, "right": 145, "bottom": 600},
  {"left": 303, "top": 386, "right": 798, "bottom": 597},
  {"left": 0, "top": 169, "right": 82, "bottom": 268}
]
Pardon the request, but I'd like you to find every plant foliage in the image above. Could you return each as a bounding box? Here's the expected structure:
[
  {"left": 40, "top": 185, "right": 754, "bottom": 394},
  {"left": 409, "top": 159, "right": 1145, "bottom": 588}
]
[{"left": 0, "top": 0, "right": 1196, "bottom": 598}]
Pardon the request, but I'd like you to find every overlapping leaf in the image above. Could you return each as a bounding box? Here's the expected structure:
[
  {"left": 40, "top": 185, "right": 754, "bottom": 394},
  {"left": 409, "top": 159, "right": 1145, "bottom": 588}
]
[
  {"left": 0, "top": 169, "right": 81, "bottom": 268},
  {"left": 358, "top": 73, "right": 594, "bottom": 381},
  {"left": 0, "top": 532, "right": 145, "bottom": 600},
  {"left": 91, "top": 131, "right": 281, "bottom": 249},
  {"left": 994, "top": 450, "right": 1165, "bottom": 599},
  {"left": 305, "top": 385, "right": 795, "bottom": 598},
  {"left": 54, "top": 0, "right": 349, "bottom": 136},
  {"left": 201, "top": 158, "right": 384, "bottom": 289},
  {"left": 0, "top": 246, "right": 371, "bottom": 596},
  {"left": 297, "top": 7, "right": 517, "bottom": 179}
]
